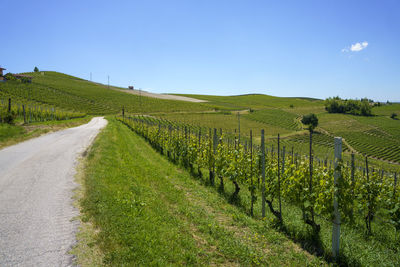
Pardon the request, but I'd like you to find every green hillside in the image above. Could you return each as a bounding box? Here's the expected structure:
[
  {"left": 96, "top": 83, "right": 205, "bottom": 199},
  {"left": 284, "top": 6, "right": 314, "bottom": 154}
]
[
  {"left": 0, "top": 72, "right": 214, "bottom": 114},
  {"left": 1, "top": 71, "right": 399, "bottom": 165}
]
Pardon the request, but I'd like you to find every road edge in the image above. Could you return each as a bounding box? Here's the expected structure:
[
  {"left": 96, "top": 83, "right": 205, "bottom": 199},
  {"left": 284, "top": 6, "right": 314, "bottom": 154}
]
[{"left": 69, "top": 119, "right": 108, "bottom": 266}]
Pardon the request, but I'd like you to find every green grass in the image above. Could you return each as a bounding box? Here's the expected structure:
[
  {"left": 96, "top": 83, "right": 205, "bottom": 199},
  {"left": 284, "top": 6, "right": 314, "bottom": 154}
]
[
  {"left": 0, "top": 116, "right": 92, "bottom": 149},
  {"left": 0, "top": 124, "right": 25, "bottom": 142},
  {"left": 77, "top": 117, "right": 325, "bottom": 266}
]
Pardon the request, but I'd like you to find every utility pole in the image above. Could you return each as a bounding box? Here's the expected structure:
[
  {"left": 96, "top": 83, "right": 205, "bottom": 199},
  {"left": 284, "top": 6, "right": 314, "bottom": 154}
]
[
  {"left": 139, "top": 88, "right": 142, "bottom": 112},
  {"left": 90, "top": 72, "right": 92, "bottom": 81},
  {"left": 237, "top": 112, "right": 241, "bottom": 144},
  {"left": 108, "top": 75, "right": 110, "bottom": 89}
]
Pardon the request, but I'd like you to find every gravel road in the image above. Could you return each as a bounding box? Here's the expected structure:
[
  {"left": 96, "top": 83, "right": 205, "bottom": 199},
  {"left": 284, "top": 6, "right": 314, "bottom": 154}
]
[{"left": 0, "top": 117, "right": 107, "bottom": 266}]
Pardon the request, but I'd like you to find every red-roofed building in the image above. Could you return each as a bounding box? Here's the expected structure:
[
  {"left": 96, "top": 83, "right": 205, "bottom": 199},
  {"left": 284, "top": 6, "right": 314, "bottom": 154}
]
[
  {"left": 0, "top": 67, "right": 6, "bottom": 82},
  {"left": 0, "top": 67, "right": 6, "bottom": 76}
]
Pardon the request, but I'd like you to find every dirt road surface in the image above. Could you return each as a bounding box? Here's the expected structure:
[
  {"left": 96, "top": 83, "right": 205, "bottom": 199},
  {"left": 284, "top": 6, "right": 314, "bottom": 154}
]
[
  {"left": 0, "top": 117, "right": 107, "bottom": 266},
  {"left": 117, "top": 88, "right": 207, "bottom": 102}
]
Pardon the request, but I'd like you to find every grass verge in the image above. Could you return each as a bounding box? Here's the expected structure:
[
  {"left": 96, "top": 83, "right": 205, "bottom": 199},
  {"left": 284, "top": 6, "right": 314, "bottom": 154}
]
[
  {"left": 0, "top": 116, "right": 92, "bottom": 149},
  {"left": 75, "top": 117, "right": 326, "bottom": 266}
]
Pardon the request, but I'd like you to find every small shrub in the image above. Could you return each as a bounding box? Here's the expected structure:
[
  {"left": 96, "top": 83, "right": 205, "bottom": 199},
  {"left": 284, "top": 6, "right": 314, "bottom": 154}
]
[
  {"left": 301, "top": 113, "right": 318, "bottom": 132},
  {"left": 391, "top": 113, "right": 398, "bottom": 120},
  {"left": 0, "top": 111, "right": 16, "bottom": 124}
]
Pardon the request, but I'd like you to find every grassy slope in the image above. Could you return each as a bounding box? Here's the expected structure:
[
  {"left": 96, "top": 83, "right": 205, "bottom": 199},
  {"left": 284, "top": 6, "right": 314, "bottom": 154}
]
[
  {"left": 0, "top": 116, "right": 92, "bottom": 149},
  {"left": 76, "top": 117, "right": 325, "bottom": 266},
  {"left": 0, "top": 72, "right": 215, "bottom": 114},
  {"left": 178, "top": 94, "right": 325, "bottom": 111}
]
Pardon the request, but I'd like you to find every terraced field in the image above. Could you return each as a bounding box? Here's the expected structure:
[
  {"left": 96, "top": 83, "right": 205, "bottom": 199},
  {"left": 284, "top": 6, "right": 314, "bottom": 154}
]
[
  {"left": 157, "top": 112, "right": 289, "bottom": 136},
  {"left": 178, "top": 93, "right": 325, "bottom": 111},
  {"left": 244, "top": 108, "right": 301, "bottom": 131}
]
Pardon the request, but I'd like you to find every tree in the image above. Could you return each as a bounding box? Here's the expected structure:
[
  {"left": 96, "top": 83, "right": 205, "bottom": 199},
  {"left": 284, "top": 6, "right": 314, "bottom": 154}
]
[
  {"left": 391, "top": 113, "right": 398, "bottom": 120},
  {"left": 301, "top": 113, "right": 318, "bottom": 132},
  {"left": 34, "top": 66, "right": 39, "bottom": 72}
]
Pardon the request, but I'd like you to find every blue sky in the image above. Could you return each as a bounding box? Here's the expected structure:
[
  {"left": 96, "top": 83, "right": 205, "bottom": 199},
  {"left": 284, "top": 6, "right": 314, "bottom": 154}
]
[{"left": 1, "top": 0, "right": 399, "bottom": 101}]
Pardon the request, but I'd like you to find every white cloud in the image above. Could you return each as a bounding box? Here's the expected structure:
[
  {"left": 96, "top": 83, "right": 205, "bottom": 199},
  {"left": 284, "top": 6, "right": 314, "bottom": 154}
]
[
  {"left": 351, "top": 41, "right": 368, "bottom": 52},
  {"left": 342, "top": 41, "right": 368, "bottom": 53}
]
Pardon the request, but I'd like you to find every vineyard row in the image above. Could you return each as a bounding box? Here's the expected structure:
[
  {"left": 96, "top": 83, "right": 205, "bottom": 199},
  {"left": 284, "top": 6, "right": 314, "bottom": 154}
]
[{"left": 118, "top": 115, "right": 400, "bottom": 260}]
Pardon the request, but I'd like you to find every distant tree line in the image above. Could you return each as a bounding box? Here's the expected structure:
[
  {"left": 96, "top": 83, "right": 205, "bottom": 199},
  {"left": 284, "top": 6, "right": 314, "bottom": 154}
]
[{"left": 324, "top": 97, "right": 372, "bottom": 116}]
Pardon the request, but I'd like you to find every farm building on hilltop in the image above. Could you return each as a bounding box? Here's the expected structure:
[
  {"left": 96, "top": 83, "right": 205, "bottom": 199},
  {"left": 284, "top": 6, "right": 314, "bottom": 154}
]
[{"left": 0, "top": 67, "right": 6, "bottom": 82}]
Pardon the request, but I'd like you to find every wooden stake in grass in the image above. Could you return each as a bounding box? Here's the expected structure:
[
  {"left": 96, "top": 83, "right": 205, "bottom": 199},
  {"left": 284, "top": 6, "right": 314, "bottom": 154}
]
[
  {"left": 394, "top": 172, "right": 398, "bottom": 199},
  {"left": 350, "top": 153, "right": 355, "bottom": 222},
  {"left": 365, "top": 157, "right": 372, "bottom": 235},
  {"left": 23, "top": 104, "right": 26, "bottom": 124},
  {"left": 277, "top": 134, "right": 282, "bottom": 219},
  {"left": 332, "top": 137, "right": 342, "bottom": 260},
  {"left": 250, "top": 130, "right": 254, "bottom": 217},
  {"left": 237, "top": 112, "right": 241, "bottom": 144},
  {"left": 261, "top": 129, "right": 266, "bottom": 218}
]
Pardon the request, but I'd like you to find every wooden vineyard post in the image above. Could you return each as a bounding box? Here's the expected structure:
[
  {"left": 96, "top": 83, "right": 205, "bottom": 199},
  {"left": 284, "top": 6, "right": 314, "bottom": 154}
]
[
  {"left": 282, "top": 146, "right": 285, "bottom": 176},
  {"left": 350, "top": 153, "right": 355, "bottom": 220},
  {"left": 261, "top": 129, "right": 266, "bottom": 218},
  {"left": 208, "top": 128, "right": 214, "bottom": 186},
  {"left": 8, "top": 98, "right": 11, "bottom": 113},
  {"left": 23, "top": 105, "right": 26, "bottom": 124},
  {"left": 394, "top": 172, "right": 398, "bottom": 199},
  {"left": 332, "top": 137, "right": 342, "bottom": 260},
  {"left": 291, "top": 147, "right": 294, "bottom": 164},
  {"left": 198, "top": 129, "right": 202, "bottom": 177},
  {"left": 250, "top": 130, "right": 254, "bottom": 217},
  {"left": 212, "top": 128, "right": 217, "bottom": 186},
  {"left": 365, "top": 157, "right": 372, "bottom": 235},
  {"left": 234, "top": 129, "right": 237, "bottom": 150},
  {"left": 309, "top": 131, "right": 314, "bottom": 223},
  {"left": 277, "top": 134, "right": 282, "bottom": 219},
  {"left": 198, "top": 129, "right": 201, "bottom": 147},
  {"left": 237, "top": 112, "right": 241, "bottom": 144},
  {"left": 168, "top": 125, "right": 172, "bottom": 159}
]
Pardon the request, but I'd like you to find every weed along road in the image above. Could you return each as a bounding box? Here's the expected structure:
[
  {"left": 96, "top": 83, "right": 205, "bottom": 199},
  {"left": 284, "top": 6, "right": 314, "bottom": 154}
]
[{"left": 0, "top": 117, "right": 107, "bottom": 266}]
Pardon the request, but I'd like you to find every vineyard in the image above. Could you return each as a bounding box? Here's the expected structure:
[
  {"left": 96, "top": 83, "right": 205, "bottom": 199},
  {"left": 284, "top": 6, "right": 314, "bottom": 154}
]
[
  {"left": 0, "top": 72, "right": 216, "bottom": 114},
  {"left": 118, "top": 115, "right": 400, "bottom": 265},
  {"left": 244, "top": 108, "right": 301, "bottom": 131},
  {"left": 0, "top": 97, "right": 85, "bottom": 123},
  {"left": 1, "top": 71, "right": 398, "bottom": 165}
]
